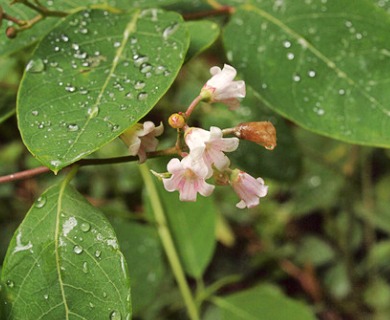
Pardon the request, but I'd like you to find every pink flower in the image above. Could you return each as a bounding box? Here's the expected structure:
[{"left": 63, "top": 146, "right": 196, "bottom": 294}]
[
  {"left": 162, "top": 156, "right": 215, "bottom": 202},
  {"left": 230, "top": 169, "right": 268, "bottom": 209},
  {"left": 185, "top": 126, "right": 239, "bottom": 177},
  {"left": 120, "top": 121, "right": 163, "bottom": 163},
  {"left": 200, "top": 64, "right": 246, "bottom": 107}
]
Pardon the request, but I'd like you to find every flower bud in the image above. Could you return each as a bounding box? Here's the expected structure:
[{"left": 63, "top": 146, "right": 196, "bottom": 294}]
[
  {"left": 168, "top": 112, "right": 186, "bottom": 129},
  {"left": 6, "top": 26, "right": 17, "bottom": 39},
  {"left": 234, "top": 121, "right": 277, "bottom": 150}
]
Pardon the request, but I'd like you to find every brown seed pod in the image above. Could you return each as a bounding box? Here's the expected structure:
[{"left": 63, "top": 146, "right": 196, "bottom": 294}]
[{"left": 234, "top": 121, "right": 277, "bottom": 150}]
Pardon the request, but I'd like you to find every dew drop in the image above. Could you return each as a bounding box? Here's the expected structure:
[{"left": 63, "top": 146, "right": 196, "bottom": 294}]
[
  {"left": 72, "top": 43, "right": 80, "bottom": 50},
  {"left": 134, "top": 80, "right": 145, "bottom": 90},
  {"left": 82, "top": 261, "right": 88, "bottom": 273},
  {"left": 125, "top": 92, "right": 133, "bottom": 99},
  {"left": 65, "top": 85, "right": 76, "bottom": 93},
  {"left": 287, "top": 52, "right": 294, "bottom": 60},
  {"left": 308, "top": 70, "right": 316, "bottom": 77},
  {"left": 44, "top": 294, "right": 49, "bottom": 300},
  {"left": 26, "top": 59, "right": 45, "bottom": 73},
  {"left": 50, "top": 160, "right": 62, "bottom": 170},
  {"left": 95, "top": 250, "right": 102, "bottom": 258},
  {"left": 31, "top": 110, "right": 39, "bottom": 116},
  {"left": 87, "top": 106, "right": 99, "bottom": 118},
  {"left": 292, "top": 74, "right": 301, "bottom": 82},
  {"left": 67, "top": 124, "right": 79, "bottom": 132},
  {"left": 60, "top": 34, "right": 69, "bottom": 42},
  {"left": 73, "top": 245, "right": 83, "bottom": 254},
  {"left": 283, "top": 40, "right": 291, "bottom": 48},
  {"left": 111, "top": 124, "right": 120, "bottom": 132},
  {"left": 338, "top": 89, "right": 345, "bottom": 95},
  {"left": 162, "top": 22, "right": 179, "bottom": 39},
  {"left": 35, "top": 195, "right": 47, "bottom": 208},
  {"left": 140, "top": 63, "right": 152, "bottom": 74},
  {"left": 133, "top": 54, "right": 148, "bottom": 67},
  {"left": 6, "top": 280, "right": 14, "bottom": 288},
  {"left": 137, "top": 92, "right": 148, "bottom": 100},
  {"left": 113, "top": 41, "right": 121, "bottom": 48},
  {"left": 80, "top": 222, "right": 91, "bottom": 232},
  {"left": 110, "top": 310, "right": 122, "bottom": 320}
]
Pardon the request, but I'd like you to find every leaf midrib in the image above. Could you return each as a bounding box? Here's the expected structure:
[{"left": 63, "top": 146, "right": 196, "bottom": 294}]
[{"left": 61, "top": 10, "right": 141, "bottom": 161}]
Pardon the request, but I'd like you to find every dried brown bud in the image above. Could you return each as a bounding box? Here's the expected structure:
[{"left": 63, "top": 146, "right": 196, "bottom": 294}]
[
  {"left": 6, "top": 26, "right": 17, "bottom": 39},
  {"left": 234, "top": 121, "right": 277, "bottom": 150}
]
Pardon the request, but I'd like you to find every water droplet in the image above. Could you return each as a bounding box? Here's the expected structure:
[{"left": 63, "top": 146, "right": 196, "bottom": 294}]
[
  {"left": 44, "top": 294, "right": 49, "bottom": 300},
  {"left": 308, "top": 70, "right": 316, "bottom": 77},
  {"left": 137, "top": 92, "right": 148, "bottom": 100},
  {"left": 67, "top": 124, "right": 79, "bottom": 132},
  {"left": 111, "top": 125, "right": 120, "bottom": 132},
  {"left": 72, "top": 43, "right": 80, "bottom": 50},
  {"left": 73, "top": 245, "right": 83, "bottom": 255},
  {"left": 87, "top": 106, "right": 99, "bottom": 118},
  {"left": 292, "top": 74, "right": 301, "bottom": 82},
  {"left": 31, "top": 110, "right": 39, "bottom": 116},
  {"left": 50, "top": 160, "right": 62, "bottom": 170},
  {"left": 283, "top": 40, "right": 291, "bottom": 48},
  {"left": 95, "top": 250, "right": 102, "bottom": 258},
  {"left": 133, "top": 54, "right": 148, "bottom": 67},
  {"left": 79, "top": 87, "right": 89, "bottom": 95},
  {"left": 163, "top": 23, "right": 179, "bottom": 39},
  {"left": 26, "top": 59, "right": 45, "bottom": 73},
  {"left": 113, "top": 41, "right": 121, "bottom": 48},
  {"left": 60, "top": 34, "right": 69, "bottom": 42},
  {"left": 82, "top": 261, "right": 88, "bottom": 273},
  {"left": 65, "top": 85, "right": 76, "bottom": 93},
  {"left": 6, "top": 280, "right": 14, "bottom": 288},
  {"left": 134, "top": 80, "right": 145, "bottom": 90},
  {"left": 125, "top": 92, "right": 133, "bottom": 99},
  {"left": 287, "top": 52, "right": 294, "bottom": 60},
  {"left": 338, "top": 89, "right": 345, "bottom": 95},
  {"left": 74, "top": 51, "right": 88, "bottom": 59},
  {"left": 110, "top": 310, "right": 122, "bottom": 320},
  {"left": 140, "top": 63, "right": 152, "bottom": 74},
  {"left": 80, "top": 222, "right": 91, "bottom": 232},
  {"left": 35, "top": 195, "right": 47, "bottom": 208}
]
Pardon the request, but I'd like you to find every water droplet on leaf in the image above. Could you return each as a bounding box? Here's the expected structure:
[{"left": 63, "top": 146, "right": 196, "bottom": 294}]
[
  {"left": 26, "top": 59, "right": 45, "bottom": 73},
  {"left": 35, "top": 196, "right": 47, "bottom": 208},
  {"left": 73, "top": 245, "right": 83, "bottom": 254},
  {"left": 80, "top": 222, "right": 91, "bottom": 232},
  {"left": 67, "top": 124, "right": 79, "bottom": 132},
  {"left": 110, "top": 310, "right": 121, "bottom": 320}
]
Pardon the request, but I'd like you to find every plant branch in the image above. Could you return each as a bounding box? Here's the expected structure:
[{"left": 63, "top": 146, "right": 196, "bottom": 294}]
[
  {"left": 139, "top": 164, "right": 200, "bottom": 320},
  {"left": 0, "top": 147, "right": 178, "bottom": 184}
]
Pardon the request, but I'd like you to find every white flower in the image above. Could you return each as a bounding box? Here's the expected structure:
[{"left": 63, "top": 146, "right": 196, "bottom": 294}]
[
  {"left": 162, "top": 156, "right": 215, "bottom": 201},
  {"left": 230, "top": 169, "right": 268, "bottom": 209},
  {"left": 200, "top": 64, "right": 246, "bottom": 107},
  {"left": 185, "top": 126, "right": 239, "bottom": 177},
  {"left": 120, "top": 121, "right": 164, "bottom": 163}
]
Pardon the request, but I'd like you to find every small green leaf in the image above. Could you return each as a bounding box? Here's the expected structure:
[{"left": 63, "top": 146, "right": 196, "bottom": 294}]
[
  {"left": 213, "top": 284, "right": 316, "bottom": 320},
  {"left": 224, "top": 1, "right": 390, "bottom": 147},
  {"left": 17, "top": 9, "right": 189, "bottom": 172},
  {"left": 0, "top": 183, "right": 131, "bottom": 319},
  {"left": 185, "top": 20, "right": 220, "bottom": 61}
]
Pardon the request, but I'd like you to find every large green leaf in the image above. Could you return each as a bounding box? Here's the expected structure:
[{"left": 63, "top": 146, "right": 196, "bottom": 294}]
[
  {"left": 213, "top": 284, "right": 316, "bottom": 320},
  {"left": 0, "top": 182, "right": 131, "bottom": 319},
  {"left": 17, "top": 8, "right": 189, "bottom": 172},
  {"left": 0, "top": 0, "right": 181, "bottom": 57},
  {"left": 224, "top": 1, "right": 390, "bottom": 147}
]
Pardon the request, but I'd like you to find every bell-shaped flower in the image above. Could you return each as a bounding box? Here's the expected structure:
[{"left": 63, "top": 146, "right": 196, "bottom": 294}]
[
  {"left": 185, "top": 126, "right": 239, "bottom": 177},
  {"left": 200, "top": 64, "right": 246, "bottom": 107},
  {"left": 162, "top": 156, "right": 215, "bottom": 202},
  {"left": 230, "top": 169, "right": 268, "bottom": 209},
  {"left": 120, "top": 121, "right": 164, "bottom": 163}
]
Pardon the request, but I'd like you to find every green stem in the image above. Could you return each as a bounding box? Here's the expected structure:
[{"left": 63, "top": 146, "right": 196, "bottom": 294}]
[{"left": 139, "top": 164, "right": 200, "bottom": 320}]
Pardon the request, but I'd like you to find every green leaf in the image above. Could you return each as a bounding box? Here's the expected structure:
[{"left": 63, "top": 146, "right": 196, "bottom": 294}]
[
  {"left": 17, "top": 8, "right": 189, "bottom": 172},
  {"left": 111, "top": 218, "right": 166, "bottom": 316},
  {"left": 0, "top": 182, "right": 131, "bottom": 319},
  {"left": 146, "top": 171, "right": 217, "bottom": 278},
  {"left": 224, "top": 1, "right": 390, "bottom": 147},
  {"left": 213, "top": 284, "right": 316, "bottom": 320},
  {"left": 185, "top": 20, "right": 220, "bottom": 61}
]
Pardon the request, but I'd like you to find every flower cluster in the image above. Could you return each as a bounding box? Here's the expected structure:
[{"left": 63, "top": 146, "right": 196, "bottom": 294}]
[{"left": 121, "top": 64, "right": 276, "bottom": 209}]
